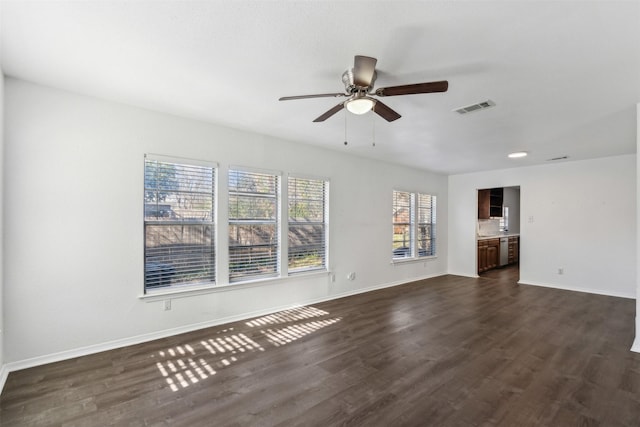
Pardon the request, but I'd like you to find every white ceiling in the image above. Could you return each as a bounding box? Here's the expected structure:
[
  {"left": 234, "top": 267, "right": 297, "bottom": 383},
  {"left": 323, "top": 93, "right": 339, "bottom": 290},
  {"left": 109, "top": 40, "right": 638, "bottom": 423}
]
[{"left": 1, "top": 1, "right": 639, "bottom": 175}]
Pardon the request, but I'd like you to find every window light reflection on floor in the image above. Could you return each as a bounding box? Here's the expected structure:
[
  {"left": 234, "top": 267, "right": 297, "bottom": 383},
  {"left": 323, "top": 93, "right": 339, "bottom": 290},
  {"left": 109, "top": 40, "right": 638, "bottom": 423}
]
[
  {"left": 261, "top": 318, "right": 341, "bottom": 347},
  {"left": 244, "top": 306, "right": 331, "bottom": 327},
  {"left": 154, "top": 306, "right": 341, "bottom": 392}
]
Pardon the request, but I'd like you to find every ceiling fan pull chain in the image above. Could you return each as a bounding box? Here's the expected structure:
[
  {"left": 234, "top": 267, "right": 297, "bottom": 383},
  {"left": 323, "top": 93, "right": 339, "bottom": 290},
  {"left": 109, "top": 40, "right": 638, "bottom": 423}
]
[
  {"left": 372, "top": 113, "right": 376, "bottom": 148},
  {"left": 343, "top": 110, "right": 348, "bottom": 146}
]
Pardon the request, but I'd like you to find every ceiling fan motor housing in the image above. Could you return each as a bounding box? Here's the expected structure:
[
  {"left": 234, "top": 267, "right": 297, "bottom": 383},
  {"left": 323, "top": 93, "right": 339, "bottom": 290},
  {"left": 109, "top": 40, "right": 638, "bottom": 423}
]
[{"left": 342, "top": 68, "right": 377, "bottom": 94}]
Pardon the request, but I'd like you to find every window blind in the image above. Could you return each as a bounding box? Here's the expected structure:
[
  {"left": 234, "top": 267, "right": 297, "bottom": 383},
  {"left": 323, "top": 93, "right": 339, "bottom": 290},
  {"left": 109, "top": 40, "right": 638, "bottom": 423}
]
[
  {"left": 392, "top": 190, "right": 412, "bottom": 259},
  {"left": 392, "top": 190, "right": 436, "bottom": 259},
  {"left": 416, "top": 193, "right": 436, "bottom": 257},
  {"left": 228, "top": 169, "right": 279, "bottom": 282},
  {"left": 288, "top": 177, "right": 328, "bottom": 273},
  {"left": 144, "top": 157, "right": 215, "bottom": 290}
]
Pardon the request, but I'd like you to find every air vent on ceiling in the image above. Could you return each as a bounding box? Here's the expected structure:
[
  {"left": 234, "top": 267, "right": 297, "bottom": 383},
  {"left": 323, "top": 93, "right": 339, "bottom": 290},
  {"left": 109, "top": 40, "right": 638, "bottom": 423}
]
[
  {"left": 454, "top": 99, "right": 495, "bottom": 115},
  {"left": 547, "top": 155, "right": 569, "bottom": 161}
]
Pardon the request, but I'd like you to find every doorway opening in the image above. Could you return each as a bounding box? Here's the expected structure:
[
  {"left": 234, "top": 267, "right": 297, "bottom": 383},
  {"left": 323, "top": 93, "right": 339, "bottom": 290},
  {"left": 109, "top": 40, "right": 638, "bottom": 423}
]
[{"left": 477, "top": 186, "right": 520, "bottom": 281}]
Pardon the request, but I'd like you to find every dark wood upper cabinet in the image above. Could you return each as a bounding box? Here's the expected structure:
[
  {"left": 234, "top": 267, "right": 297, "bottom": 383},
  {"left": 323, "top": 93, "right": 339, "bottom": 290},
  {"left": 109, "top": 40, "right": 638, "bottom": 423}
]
[
  {"left": 478, "top": 188, "right": 503, "bottom": 219},
  {"left": 478, "top": 189, "right": 491, "bottom": 219},
  {"left": 489, "top": 188, "right": 503, "bottom": 217}
]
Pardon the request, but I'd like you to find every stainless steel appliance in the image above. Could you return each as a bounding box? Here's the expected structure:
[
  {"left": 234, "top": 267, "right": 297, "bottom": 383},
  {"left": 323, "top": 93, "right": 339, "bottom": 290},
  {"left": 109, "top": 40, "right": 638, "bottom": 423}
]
[{"left": 499, "top": 237, "right": 509, "bottom": 266}]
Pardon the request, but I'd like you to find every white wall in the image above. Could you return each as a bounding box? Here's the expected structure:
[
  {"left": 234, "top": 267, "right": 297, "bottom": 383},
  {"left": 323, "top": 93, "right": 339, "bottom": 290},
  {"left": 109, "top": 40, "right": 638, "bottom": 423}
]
[
  {"left": 449, "top": 155, "right": 636, "bottom": 298},
  {"left": 3, "top": 78, "right": 448, "bottom": 365},
  {"left": 0, "top": 68, "right": 4, "bottom": 372},
  {"left": 634, "top": 103, "right": 640, "bottom": 353}
]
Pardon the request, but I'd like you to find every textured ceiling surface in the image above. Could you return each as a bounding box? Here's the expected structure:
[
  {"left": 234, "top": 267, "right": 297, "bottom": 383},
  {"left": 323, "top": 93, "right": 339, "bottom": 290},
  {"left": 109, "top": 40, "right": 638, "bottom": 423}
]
[{"left": 2, "top": 1, "right": 639, "bottom": 174}]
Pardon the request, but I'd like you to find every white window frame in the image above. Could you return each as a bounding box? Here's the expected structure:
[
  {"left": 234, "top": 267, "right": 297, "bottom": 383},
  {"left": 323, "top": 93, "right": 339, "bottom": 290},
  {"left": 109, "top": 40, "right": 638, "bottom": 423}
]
[
  {"left": 392, "top": 190, "right": 413, "bottom": 259},
  {"left": 141, "top": 158, "right": 334, "bottom": 298},
  {"left": 287, "top": 175, "right": 329, "bottom": 275},
  {"left": 143, "top": 154, "right": 217, "bottom": 293},
  {"left": 228, "top": 167, "right": 281, "bottom": 283},
  {"left": 392, "top": 190, "right": 437, "bottom": 261}
]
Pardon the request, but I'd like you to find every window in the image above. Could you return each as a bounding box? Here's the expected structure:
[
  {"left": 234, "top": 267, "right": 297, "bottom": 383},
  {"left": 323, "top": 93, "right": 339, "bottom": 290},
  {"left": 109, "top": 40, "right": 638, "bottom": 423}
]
[
  {"left": 144, "top": 155, "right": 216, "bottom": 291},
  {"left": 392, "top": 191, "right": 412, "bottom": 258},
  {"left": 392, "top": 190, "right": 436, "bottom": 259},
  {"left": 288, "top": 176, "right": 328, "bottom": 273},
  {"left": 416, "top": 193, "right": 436, "bottom": 257},
  {"left": 499, "top": 206, "right": 509, "bottom": 232},
  {"left": 144, "top": 156, "right": 331, "bottom": 291},
  {"left": 228, "top": 169, "right": 279, "bottom": 282}
]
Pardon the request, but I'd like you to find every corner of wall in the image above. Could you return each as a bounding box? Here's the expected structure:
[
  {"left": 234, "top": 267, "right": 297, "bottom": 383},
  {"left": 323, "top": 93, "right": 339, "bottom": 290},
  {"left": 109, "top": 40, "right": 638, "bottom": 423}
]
[
  {"left": 636, "top": 102, "right": 640, "bottom": 352},
  {"left": 632, "top": 331, "right": 640, "bottom": 353},
  {"left": 0, "top": 66, "right": 5, "bottom": 390},
  {"left": 0, "top": 366, "right": 7, "bottom": 394}
]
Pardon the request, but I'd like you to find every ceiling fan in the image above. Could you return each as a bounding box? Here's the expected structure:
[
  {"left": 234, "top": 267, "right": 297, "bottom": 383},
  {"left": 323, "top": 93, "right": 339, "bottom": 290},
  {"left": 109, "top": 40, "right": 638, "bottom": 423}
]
[{"left": 279, "top": 55, "right": 448, "bottom": 122}]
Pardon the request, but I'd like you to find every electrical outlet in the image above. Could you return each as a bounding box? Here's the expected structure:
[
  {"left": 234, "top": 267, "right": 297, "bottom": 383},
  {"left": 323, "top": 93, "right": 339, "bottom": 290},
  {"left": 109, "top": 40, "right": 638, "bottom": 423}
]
[
  {"left": 164, "top": 300, "right": 172, "bottom": 311},
  {"left": 347, "top": 272, "right": 356, "bottom": 281},
  {"left": 558, "top": 268, "right": 564, "bottom": 275},
  {"left": 329, "top": 273, "right": 335, "bottom": 282}
]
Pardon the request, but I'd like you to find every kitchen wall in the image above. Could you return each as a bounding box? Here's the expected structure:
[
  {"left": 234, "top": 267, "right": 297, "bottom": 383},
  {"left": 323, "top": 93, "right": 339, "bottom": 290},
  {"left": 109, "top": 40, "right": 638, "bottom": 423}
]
[
  {"left": 503, "top": 186, "right": 520, "bottom": 233},
  {"left": 449, "top": 155, "right": 636, "bottom": 299},
  {"left": 477, "top": 187, "right": 520, "bottom": 237},
  {"left": 2, "top": 78, "right": 448, "bottom": 367},
  {"left": 477, "top": 219, "right": 500, "bottom": 236},
  {"left": 476, "top": 186, "right": 520, "bottom": 236}
]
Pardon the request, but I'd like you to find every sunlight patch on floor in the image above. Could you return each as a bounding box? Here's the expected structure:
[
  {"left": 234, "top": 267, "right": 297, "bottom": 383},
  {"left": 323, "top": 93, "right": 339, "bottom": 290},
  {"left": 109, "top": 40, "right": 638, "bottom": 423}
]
[
  {"left": 154, "top": 305, "right": 341, "bottom": 392},
  {"left": 245, "top": 306, "right": 331, "bottom": 327},
  {"left": 261, "top": 318, "right": 342, "bottom": 347}
]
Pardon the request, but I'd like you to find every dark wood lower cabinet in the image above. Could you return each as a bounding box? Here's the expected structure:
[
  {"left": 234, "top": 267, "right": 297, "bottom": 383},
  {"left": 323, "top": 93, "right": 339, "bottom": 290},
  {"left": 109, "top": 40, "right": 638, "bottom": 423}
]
[
  {"left": 486, "top": 240, "right": 499, "bottom": 270},
  {"left": 508, "top": 236, "right": 519, "bottom": 264},
  {"left": 478, "top": 236, "right": 518, "bottom": 274},
  {"left": 478, "top": 240, "right": 488, "bottom": 272}
]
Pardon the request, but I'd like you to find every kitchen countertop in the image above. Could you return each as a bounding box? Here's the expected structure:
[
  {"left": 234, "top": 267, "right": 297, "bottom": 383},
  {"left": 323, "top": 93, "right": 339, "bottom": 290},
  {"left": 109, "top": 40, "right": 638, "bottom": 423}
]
[{"left": 477, "top": 233, "right": 520, "bottom": 241}]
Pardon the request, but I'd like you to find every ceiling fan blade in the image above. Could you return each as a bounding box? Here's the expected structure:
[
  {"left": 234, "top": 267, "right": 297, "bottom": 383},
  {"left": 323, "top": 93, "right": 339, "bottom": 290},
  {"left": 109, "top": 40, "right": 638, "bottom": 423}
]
[
  {"left": 353, "top": 55, "right": 377, "bottom": 87},
  {"left": 375, "top": 80, "right": 449, "bottom": 97},
  {"left": 373, "top": 100, "right": 401, "bottom": 122},
  {"left": 279, "top": 93, "right": 346, "bottom": 101},
  {"left": 313, "top": 103, "right": 345, "bottom": 122}
]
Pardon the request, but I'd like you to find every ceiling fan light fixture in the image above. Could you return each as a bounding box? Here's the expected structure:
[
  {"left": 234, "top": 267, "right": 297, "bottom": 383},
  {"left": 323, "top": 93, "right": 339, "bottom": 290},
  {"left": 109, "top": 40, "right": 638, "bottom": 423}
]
[{"left": 345, "top": 97, "right": 375, "bottom": 115}]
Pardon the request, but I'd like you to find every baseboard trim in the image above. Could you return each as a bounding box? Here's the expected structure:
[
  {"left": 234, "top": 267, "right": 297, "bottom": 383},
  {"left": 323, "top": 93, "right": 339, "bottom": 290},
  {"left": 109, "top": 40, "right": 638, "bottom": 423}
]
[
  {"left": 517, "top": 279, "right": 636, "bottom": 300},
  {"left": 3, "top": 271, "right": 447, "bottom": 377},
  {"left": 0, "top": 364, "right": 9, "bottom": 395},
  {"left": 634, "top": 316, "right": 640, "bottom": 353},
  {"left": 445, "top": 271, "right": 479, "bottom": 279}
]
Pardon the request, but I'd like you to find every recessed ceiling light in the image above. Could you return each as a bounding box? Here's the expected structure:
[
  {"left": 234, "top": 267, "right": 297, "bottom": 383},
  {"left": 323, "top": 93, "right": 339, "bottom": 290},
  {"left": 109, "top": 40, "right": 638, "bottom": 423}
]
[{"left": 508, "top": 151, "right": 528, "bottom": 158}]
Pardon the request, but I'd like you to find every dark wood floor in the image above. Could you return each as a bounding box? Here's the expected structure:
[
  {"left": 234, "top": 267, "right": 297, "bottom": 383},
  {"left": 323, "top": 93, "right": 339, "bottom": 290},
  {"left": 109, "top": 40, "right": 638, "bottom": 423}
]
[
  {"left": 1, "top": 267, "right": 639, "bottom": 426},
  {"left": 479, "top": 263, "right": 520, "bottom": 282}
]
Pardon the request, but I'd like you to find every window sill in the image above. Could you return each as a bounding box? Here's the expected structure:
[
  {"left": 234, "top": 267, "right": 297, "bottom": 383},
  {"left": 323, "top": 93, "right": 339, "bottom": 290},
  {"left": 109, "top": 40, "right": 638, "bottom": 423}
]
[
  {"left": 140, "top": 282, "right": 219, "bottom": 301},
  {"left": 391, "top": 255, "right": 437, "bottom": 265},
  {"left": 139, "top": 269, "right": 329, "bottom": 302}
]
